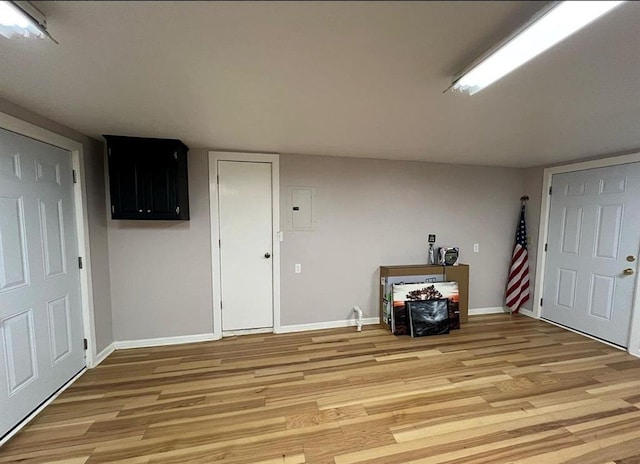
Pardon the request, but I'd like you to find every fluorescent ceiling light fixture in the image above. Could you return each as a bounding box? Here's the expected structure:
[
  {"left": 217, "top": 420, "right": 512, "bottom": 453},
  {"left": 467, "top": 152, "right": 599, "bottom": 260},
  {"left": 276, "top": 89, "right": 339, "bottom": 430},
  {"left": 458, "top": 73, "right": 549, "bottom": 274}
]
[
  {"left": 0, "top": 0, "right": 57, "bottom": 43},
  {"left": 451, "top": 1, "right": 624, "bottom": 95}
]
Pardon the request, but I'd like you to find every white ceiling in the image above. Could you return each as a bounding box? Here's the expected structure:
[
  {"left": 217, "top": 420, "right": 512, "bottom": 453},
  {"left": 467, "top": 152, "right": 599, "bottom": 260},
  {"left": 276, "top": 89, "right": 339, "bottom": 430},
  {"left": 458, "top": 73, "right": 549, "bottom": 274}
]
[{"left": 1, "top": 1, "right": 639, "bottom": 168}]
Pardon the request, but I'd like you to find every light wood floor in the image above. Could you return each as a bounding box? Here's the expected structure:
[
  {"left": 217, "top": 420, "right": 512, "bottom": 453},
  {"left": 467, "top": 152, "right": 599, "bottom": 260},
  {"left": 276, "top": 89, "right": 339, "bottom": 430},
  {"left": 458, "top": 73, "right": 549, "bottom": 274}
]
[{"left": 2, "top": 314, "right": 640, "bottom": 464}]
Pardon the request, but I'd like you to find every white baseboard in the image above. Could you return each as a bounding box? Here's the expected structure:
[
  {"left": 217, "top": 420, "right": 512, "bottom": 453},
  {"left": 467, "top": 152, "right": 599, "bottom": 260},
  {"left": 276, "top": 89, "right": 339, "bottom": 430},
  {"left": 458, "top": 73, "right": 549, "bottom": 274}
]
[
  {"left": 518, "top": 308, "right": 536, "bottom": 318},
  {"left": 113, "top": 333, "right": 219, "bottom": 350},
  {"left": 277, "top": 317, "right": 380, "bottom": 334},
  {"left": 100, "top": 308, "right": 538, "bottom": 353},
  {"left": 0, "top": 368, "right": 86, "bottom": 447},
  {"left": 113, "top": 319, "right": 379, "bottom": 349},
  {"left": 468, "top": 307, "right": 508, "bottom": 315},
  {"left": 93, "top": 343, "right": 115, "bottom": 367},
  {"left": 468, "top": 307, "right": 538, "bottom": 318}
]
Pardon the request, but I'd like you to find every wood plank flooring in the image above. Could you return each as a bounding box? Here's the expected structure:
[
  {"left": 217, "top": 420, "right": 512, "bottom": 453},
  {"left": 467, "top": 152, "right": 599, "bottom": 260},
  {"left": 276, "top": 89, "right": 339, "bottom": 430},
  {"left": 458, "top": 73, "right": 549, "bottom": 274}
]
[{"left": 2, "top": 314, "right": 640, "bottom": 464}]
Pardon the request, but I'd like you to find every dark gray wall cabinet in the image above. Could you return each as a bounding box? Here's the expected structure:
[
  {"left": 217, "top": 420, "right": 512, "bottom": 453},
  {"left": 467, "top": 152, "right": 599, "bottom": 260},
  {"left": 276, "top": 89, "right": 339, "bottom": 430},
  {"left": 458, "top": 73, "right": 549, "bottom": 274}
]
[{"left": 104, "top": 135, "right": 190, "bottom": 220}]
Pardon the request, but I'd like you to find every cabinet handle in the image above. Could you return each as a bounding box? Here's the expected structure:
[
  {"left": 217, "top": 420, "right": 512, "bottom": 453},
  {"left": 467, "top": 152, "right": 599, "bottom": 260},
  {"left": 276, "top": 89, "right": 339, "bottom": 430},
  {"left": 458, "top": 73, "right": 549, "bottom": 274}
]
[
  {"left": 138, "top": 209, "right": 143, "bottom": 213},
  {"left": 147, "top": 210, "right": 151, "bottom": 213}
]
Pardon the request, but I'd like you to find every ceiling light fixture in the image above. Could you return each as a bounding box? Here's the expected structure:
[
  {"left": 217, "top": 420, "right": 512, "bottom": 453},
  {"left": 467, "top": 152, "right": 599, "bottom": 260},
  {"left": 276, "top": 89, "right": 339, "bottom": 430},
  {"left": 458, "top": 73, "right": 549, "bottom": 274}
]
[
  {"left": 450, "top": 1, "right": 624, "bottom": 95},
  {"left": 0, "top": 0, "right": 57, "bottom": 43}
]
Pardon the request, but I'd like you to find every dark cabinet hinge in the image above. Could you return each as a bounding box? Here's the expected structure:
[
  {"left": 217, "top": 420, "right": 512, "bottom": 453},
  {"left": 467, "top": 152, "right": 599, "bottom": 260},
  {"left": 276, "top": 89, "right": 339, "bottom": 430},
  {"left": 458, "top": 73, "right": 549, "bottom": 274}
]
[
  {"left": 78, "top": 257, "right": 83, "bottom": 269},
  {"left": 83, "top": 338, "right": 88, "bottom": 350},
  {"left": 72, "top": 169, "right": 78, "bottom": 184},
  {"left": 544, "top": 243, "right": 548, "bottom": 252},
  {"left": 548, "top": 186, "right": 552, "bottom": 195},
  {"left": 540, "top": 298, "right": 543, "bottom": 306}
]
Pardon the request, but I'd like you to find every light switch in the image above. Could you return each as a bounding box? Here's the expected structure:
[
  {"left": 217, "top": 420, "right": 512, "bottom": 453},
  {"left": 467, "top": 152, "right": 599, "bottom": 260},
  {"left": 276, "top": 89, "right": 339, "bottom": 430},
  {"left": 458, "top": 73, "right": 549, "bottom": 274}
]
[
  {"left": 473, "top": 243, "right": 479, "bottom": 253},
  {"left": 295, "top": 264, "right": 302, "bottom": 273}
]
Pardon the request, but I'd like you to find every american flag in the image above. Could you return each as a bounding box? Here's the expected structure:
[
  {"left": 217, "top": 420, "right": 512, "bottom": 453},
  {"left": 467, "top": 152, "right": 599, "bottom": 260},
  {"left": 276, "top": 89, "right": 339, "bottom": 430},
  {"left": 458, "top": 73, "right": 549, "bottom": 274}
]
[{"left": 505, "top": 204, "right": 530, "bottom": 313}]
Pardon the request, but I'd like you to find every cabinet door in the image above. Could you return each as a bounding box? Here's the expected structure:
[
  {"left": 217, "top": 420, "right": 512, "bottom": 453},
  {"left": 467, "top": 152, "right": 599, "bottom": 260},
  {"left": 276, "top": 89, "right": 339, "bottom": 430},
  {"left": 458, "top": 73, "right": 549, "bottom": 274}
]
[
  {"left": 141, "top": 150, "right": 179, "bottom": 219},
  {"left": 109, "top": 150, "right": 144, "bottom": 219},
  {"left": 106, "top": 137, "right": 188, "bottom": 221}
]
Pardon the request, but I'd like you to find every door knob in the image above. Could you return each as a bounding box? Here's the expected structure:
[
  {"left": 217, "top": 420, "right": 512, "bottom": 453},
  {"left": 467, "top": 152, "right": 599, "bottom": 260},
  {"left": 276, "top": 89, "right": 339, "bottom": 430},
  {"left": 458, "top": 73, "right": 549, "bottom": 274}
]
[
  {"left": 623, "top": 268, "right": 635, "bottom": 275},
  {"left": 627, "top": 256, "right": 636, "bottom": 262},
  {"left": 264, "top": 252, "right": 271, "bottom": 259}
]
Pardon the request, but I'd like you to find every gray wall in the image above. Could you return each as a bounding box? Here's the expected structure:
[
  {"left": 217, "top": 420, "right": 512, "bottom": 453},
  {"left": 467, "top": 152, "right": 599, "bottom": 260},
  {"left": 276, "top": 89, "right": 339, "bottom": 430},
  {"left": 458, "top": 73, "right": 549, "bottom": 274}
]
[
  {"left": 280, "top": 154, "right": 525, "bottom": 324},
  {"left": 108, "top": 149, "right": 213, "bottom": 341},
  {"left": 0, "top": 98, "right": 113, "bottom": 353},
  {"left": 106, "top": 151, "right": 526, "bottom": 340}
]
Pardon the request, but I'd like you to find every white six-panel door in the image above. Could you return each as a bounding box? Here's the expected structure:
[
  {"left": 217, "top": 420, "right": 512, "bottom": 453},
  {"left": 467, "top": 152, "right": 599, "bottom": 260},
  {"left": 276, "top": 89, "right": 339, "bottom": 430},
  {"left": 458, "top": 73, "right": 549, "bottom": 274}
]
[
  {"left": 218, "top": 161, "right": 274, "bottom": 331},
  {"left": 0, "top": 128, "right": 85, "bottom": 439},
  {"left": 542, "top": 163, "right": 640, "bottom": 347}
]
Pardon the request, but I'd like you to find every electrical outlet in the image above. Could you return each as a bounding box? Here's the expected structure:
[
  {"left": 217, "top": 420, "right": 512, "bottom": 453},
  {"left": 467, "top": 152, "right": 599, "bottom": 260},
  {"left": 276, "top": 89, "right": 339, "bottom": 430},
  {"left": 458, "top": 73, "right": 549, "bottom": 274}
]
[
  {"left": 473, "top": 243, "right": 479, "bottom": 253},
  {"left": 295, "top": 264, "right": 302, "bottom": 273}
]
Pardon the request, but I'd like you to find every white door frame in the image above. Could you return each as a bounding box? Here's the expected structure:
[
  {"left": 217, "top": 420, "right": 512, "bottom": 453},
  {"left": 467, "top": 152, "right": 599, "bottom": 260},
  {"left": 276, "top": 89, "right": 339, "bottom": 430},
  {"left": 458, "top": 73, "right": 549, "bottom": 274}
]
[
  {"left": 208, "top": 152, "right": 281, "bottom": 339},
  {"left": 0, "top": 111, "right": 98, "bottom": 368},
  {"left": 533, "top": 151, "right": 640, "bottom": 357}
]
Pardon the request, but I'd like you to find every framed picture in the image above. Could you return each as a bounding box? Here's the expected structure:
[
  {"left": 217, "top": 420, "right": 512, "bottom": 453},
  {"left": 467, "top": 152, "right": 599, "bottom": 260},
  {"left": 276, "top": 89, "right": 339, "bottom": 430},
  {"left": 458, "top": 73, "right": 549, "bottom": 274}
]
[
  {"left": 407, "top": 299, "right": 450, "bottom": 337},
  {"left": 392, "top": 281, "right": 460, "bottom": 334},
  {"left": 382, "top": 274, "right": 444, "bottom": 325}
]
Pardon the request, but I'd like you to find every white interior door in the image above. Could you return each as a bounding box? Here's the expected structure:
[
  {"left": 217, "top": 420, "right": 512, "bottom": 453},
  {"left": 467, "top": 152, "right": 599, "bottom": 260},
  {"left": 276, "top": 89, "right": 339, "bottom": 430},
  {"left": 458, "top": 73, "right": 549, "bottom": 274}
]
[
  {"left": 542, "top": 163, "right": 640, "bottom": 347},
  {"left": 218, "top": 161, "right": 273, "bottom": 331},
  {"left": 0, "top": 128, "right": 85, "bottom": 439}
]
